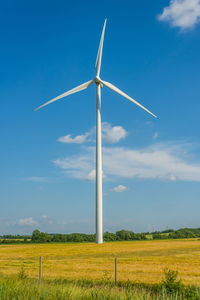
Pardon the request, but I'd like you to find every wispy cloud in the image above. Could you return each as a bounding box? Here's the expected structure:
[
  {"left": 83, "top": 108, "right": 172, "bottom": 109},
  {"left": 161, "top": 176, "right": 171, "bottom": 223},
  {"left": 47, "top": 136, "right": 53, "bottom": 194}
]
[
  {"left": 18, "top": 217, "right": 39, "bottom": 226},
  {"left": 153, "top": 132, "right": 159, "bottom": 139},
  {"left": 24, "top": 177, "right": 48, "bottom": 183},
  {"left": 54, "top": 151, "right": 94, "bottom": 180},
  {"left": 111, "top": 185, "right": 128, "bottom": 193},
  {"left": 41, "top": 215, "right": 48, "bottom": 219},
  {"left": 53, "top": 142, "right": 200, "bottom": 182},
  {"left": 169, "top": 175, "right": 177, "bottom": 181},
  {"left": 58, "top": 133, "right": 89, "bottom": 144},
  {"left": 87, "top": 169, "right": 96, "bottom": 181},
  {"left": 158, "top": 0, "right": 200, "bottom": 30}
]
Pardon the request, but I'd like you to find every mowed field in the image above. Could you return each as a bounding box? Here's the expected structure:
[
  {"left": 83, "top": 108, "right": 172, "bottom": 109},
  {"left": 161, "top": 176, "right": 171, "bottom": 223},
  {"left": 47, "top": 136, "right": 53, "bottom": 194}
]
[{"left": 0, "top": 239, "right": 200, "bottom": 285}]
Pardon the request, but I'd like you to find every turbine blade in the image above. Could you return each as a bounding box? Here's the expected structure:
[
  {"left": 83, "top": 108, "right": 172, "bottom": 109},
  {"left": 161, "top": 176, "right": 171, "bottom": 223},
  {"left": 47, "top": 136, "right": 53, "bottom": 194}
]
[
  {"left": 99, "top": 79, "right": 157, "bottom": 118},
  {"left": 34, "top": 80, "right": 94, "bottom": 111},
  {"left": 95, "top": 19, "right": 107, "bottom": 77}
]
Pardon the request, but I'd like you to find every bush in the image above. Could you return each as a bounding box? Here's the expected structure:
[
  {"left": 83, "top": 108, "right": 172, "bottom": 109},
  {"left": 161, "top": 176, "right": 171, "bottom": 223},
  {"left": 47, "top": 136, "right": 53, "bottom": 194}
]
[{"left": 162, "top": 269, "right": 183, "bottom": 294}]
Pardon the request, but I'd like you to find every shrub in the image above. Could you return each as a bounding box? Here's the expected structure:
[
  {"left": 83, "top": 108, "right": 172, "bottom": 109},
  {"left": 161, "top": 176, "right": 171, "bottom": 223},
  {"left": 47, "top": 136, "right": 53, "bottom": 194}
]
[{"left": 162, "top": 269, "right": 183, "bottom": 294}]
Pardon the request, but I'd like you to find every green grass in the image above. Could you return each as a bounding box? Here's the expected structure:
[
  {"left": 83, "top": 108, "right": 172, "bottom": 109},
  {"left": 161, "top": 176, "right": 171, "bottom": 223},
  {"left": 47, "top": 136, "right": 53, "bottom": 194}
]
[{"left": 0, "top": 273, "right": 200, "bottom": 300}]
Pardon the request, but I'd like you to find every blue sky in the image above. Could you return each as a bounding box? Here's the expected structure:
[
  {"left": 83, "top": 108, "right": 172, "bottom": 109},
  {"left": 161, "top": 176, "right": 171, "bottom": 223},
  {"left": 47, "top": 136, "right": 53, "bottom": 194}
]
[{"left": 1, "top": 0, "right": 200, "bottom": 235}]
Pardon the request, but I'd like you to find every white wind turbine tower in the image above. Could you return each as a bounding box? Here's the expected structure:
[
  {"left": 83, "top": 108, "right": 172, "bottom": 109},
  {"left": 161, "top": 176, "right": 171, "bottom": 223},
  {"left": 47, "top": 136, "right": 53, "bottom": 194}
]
[{"left": 35, "top": 19, "right": 157, "bottom": 244}]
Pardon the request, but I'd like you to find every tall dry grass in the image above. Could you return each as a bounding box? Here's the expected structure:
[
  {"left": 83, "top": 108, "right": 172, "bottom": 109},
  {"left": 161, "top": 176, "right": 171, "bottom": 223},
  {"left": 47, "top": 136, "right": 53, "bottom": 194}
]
[{"left": 0, "top": 239, "right": 200, "bottom": 285}]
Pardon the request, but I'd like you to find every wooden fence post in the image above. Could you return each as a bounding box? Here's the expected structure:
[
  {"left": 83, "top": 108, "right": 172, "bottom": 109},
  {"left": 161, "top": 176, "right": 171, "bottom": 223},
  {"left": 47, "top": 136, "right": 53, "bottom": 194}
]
[
  {"left": 115, "top": 257, "right": 117, "bottom": 286},
  {"left": 39, "top": 256, "right": 42, "bottom": 284}
]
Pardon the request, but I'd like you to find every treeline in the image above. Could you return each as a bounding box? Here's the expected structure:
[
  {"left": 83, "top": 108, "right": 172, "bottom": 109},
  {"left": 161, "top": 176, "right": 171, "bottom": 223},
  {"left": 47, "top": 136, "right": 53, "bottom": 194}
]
[
  {"left": 1, "top": 228, "right": 200, "bottom": 244},
  {"left": 0, "top": 239, "right": 29, "bottom": 244},
  {"left": 31, "top": 228, "right": 200, "bottom": 243},
  {"left": 0, "top": 234, "right": 31, "bottom": 244},
  {"left": 152, "top": 228, "right": 200, "bottom": 240},
  {"left": 1, "top": 234, "right": 31, "bottom": 239},
  {"left": 31, "top": 229, "right": 147, "bottom": 243},
  {"left": 31, "top": 230, "right": 95, "bottom": 243}
]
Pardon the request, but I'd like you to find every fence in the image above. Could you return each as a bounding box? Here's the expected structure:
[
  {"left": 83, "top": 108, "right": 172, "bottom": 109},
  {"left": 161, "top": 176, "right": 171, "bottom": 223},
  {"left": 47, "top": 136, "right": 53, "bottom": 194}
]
[{"left": 36, "top": 256, "right": 118, "bottom": 285}]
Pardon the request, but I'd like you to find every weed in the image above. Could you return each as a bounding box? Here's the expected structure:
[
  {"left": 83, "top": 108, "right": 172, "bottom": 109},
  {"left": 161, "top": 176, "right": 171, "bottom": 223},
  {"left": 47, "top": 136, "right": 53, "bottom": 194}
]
[{"left": 18, "top": 265, "right": 28, "bottom": 280}]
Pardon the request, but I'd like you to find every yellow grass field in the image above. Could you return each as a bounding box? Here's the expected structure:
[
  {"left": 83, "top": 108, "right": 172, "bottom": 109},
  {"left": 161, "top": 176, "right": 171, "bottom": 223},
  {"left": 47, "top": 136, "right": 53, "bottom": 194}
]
[{"left": 0, "top": 239, "right": 200, "bottom": 286}]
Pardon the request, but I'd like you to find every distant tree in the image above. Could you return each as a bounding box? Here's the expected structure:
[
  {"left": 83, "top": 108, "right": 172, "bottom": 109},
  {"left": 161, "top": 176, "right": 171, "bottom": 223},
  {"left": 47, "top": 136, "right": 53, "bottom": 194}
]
[
  {"left": 168, "top": 229, "right": 196, "bottom": 239},
  {"left": 130, "top": 232, "right": 137, "bottom": 240},
  {"left": 32, "top": 230, "right": 41, "bottom": 242},
  {"left": 40, "top": 232, "right": 51, "bottom": 242},
  {"left": 85, "top": 234, "right": 95, "bottom": 242},
  {"left": 116, "top": 230, "right": 132, "bottom": 241},
  {"left": 139, "top": 233, "right": 147, "bottom": 240},
  {"left": 162, "top": 229, "right": 174, "bottom": 233},
  {"left": 153, "top": 233, "right": 165, "bottom": 240},
  {"left": 69, "top": 233, "right": 83, "bottom": 242},
  {"left": 31, "top": 230, "right": 51, "bottom": 242},
  {"left": 103, "top": 232, "right": 117, "bottom": 241}
]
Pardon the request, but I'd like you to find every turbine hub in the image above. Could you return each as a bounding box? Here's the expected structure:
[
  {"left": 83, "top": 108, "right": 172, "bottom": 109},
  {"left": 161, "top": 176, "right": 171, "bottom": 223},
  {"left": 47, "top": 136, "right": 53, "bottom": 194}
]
[
  {"left": 94, "top": 76, "right": 103, "bottom": 87},
  {"left": 94, "top": 76, "right": 100, "bottom": 83}
]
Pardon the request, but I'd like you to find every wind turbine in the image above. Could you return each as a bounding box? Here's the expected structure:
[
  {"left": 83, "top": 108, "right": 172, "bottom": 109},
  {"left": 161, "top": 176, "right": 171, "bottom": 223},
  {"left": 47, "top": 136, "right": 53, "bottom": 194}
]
[{"left": 35, "top": 19, "right": 157, "bottom": 244}]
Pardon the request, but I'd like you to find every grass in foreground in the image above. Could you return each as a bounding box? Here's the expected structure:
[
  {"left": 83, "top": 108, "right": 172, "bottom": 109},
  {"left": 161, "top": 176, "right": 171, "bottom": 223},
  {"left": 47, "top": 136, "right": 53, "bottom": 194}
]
[{"left": 0, "top": 269, "right": 200, "bottom": 300}]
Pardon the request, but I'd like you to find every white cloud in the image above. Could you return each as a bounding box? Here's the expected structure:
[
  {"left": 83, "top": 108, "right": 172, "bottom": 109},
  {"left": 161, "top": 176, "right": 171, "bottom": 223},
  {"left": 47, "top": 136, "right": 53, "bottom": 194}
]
[
  {"left": 18, "top": 217, "right": 39, "bottom": 227},
  {"left": 41, "top": 215, "right": 48, "bottom": 219},
  {"left": 158, "top": 0, "right": 200, "bottom": 30},
  {"left": 169, "top": 174, "right": 177, "bottom": 181},
  {"left": 111, "top": 185, "right": 128, "bottom": 192},
  {"left": 54, "top": 151, "right": 94, "bottom": 180},
  {"left": 57, "top": 122, "right": 127, "bottom": 145},
  {"left": 40, "top": 215, "right": 54, "bottom": 224},
  {"left": 53, "top": 142, "right": 200, "bottom": 182},
  {"left": 86, "top": 169, "right": 106, "bottom": 181},
  {"left": 87, "top": 169, "right": 96, "bottom": 181},
  {"left": 58, "top": 133, "right": 89, "bottom": 144},
  {"left": 153, "top": 132, "right": 159, "bottom": 139},
  {"left": 24, "top": 177, "right": 48, "bottom": 182},
  {"left": 102, "top": 122, "right": 127, "bottom": 144}
]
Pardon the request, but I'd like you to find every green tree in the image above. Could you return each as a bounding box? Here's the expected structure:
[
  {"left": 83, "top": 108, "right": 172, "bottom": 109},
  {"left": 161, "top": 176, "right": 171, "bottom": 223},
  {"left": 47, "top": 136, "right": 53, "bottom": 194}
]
[
  {"left": 103, "top": 232, "right": 117, "bottom": 241},
  {"left": 31, "top": 230, "right": 41, "bottom": 242},
  {"left": 116, "top": 230, "right": 132, "bottom": 240}
]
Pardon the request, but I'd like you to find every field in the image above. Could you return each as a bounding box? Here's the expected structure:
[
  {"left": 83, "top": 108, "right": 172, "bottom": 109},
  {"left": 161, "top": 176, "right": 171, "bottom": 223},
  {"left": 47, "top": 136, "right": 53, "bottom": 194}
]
[{"left": 1, "top": 239, "right": 200, "bottom": 286}]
